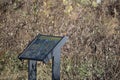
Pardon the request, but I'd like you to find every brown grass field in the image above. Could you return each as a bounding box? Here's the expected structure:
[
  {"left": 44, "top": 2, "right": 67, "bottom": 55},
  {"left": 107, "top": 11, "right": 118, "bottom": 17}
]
[{"left": 0, "top": 0, "right": 120, "bottom": 80}]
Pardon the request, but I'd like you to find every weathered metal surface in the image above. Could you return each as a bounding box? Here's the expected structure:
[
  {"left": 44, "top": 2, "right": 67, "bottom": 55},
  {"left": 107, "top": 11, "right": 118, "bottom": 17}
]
[
  {"left": 18, "top": 34, "right": 68, "bottom": 80},
  {"left": 18, "top": 34, "right": 62, "bottom": 61},
  {"left": 28, "top": 60, "right": 37, "bottom": 80},
  {"left": 52, "top": 48, "right": 61, "bottom": 80}
]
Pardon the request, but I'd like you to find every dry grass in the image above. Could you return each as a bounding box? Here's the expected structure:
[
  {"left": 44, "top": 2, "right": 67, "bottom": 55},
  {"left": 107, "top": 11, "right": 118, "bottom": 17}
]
[{"left": 0, "top": 0, "right": 120, "bottom": 80}]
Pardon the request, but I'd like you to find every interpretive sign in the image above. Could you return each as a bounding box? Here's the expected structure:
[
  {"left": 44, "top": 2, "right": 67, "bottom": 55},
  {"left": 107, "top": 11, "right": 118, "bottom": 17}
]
[{"left": 18, "top": 34, "right": 68, "bottom": 80}]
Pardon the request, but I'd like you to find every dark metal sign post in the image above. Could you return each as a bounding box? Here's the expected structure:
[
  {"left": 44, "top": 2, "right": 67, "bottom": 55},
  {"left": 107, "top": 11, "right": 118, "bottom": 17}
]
[
  {"left": 52, "top": 48, "right": 61, "bottom": 80},
  {"left": 28, "top": 60, "right": 37, "bottom": 80},
  {"left": 18, "top": 34, "right": 68, "bottom": 80}
]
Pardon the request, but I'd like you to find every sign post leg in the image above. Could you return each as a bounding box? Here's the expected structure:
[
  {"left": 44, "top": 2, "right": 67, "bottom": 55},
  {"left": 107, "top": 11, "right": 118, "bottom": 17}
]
[
  {"left": 28, "top": 60, "right": 37, "bottom": 80},
  {"left": 52, "top": 48, "right": 61, "bottom": 80}
]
